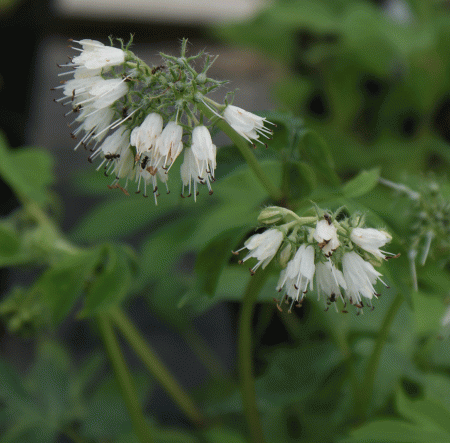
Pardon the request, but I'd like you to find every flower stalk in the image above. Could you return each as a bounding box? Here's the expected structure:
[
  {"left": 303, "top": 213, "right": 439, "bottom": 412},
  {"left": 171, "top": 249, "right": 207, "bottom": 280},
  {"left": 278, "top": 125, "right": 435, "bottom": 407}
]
[
  {"left": 109, "top": 307, "right": 205, "bottom": 426},
  {"left": 238, "top": 267, "right": 269, "bottom": 443},
  {"left": 97, "top": 314, "right": 153, "bottom": 443}
]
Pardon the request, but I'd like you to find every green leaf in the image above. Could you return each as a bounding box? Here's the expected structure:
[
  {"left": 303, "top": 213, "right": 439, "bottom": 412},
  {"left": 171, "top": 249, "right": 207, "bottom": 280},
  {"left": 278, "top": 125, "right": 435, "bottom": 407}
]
[
  {"left": 32, "top": 247, "right": 103, "bottom": 325},
  {"left": 70, "top": 194, "right": 185, "bottom": 242},
  {"left": 341, "top": 419, "right": 450, "bottom": 443},
  {"left": 256, "top": 341, "right": 342, "bottom": 406},
  {"left": 0, "top": 132, "right": 55, "bottom": 206},
  {"left": 201, "top": 427, "right": 247, "bottom": 443},
  {"left": 0, "top": 222, "right": 36, "bottom": 267},
  {"left": 195, "top": 226, "right": 246, "bottom": 297},
  {"left": 411, "top": 290, "right": 446, "bottom": 335},
  {"left": 298, "top": 129, "right": 340, "bottom": 187},
  {"left": 396, "top": 389, "right": 450, "bottom": 434},
  {"left": 81, "top": 373, "right": 151, "bottom": 439},
  {"left": 341, "top": 168, "right": 381, "bottom": 199},
  {"left": 79, "top": 244, "right": 134, "bottom": 317}
]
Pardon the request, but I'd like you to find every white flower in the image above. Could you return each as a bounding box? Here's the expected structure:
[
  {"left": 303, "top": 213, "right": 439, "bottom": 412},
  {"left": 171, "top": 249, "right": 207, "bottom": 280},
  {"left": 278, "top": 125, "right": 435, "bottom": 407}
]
[
  {"left": 130, "top": 113, "right": 164, "bottom": 155},
  {"left": 85, "top": 78, "right": 128, "bottom": 109},
  {"left": 180, "top": 148, "right": 212, "bottom": 200},
  {"left": 89, "top": 127, "right": 130, "bottom": 170},
  {"left": 71, "top": 39, "right": 125, "bottom": 70},
  {"left": 235, "top": 229, "right": 284, "bottom": 274},
  {"left": 191, "top": 125, "right": 217, "bottom": 175},
  {"left": 153, "top": 121, "right": 184, "bottom": 170},
  {"left": 350, "top": 227, "right": 392, "bottom": 260},
  {"left": 71, "top": 106, "right": 115, "bottom": 148},
  {"left": 316, "top": 261, "right": 347, "bottom": 305},
  {"left": 342, "top": 251, "right": 386, "bottom": 306},
  {"left": 135, "top": 163, "right": 169, "bottom": 204},
  {"left": 313, "top": 219, "right": 340, "bottom": 257},
  {"left": 223, "top": 105, "right": 273, "bottom": 145},
  {"left": 276, "top": 244, "right": 315, "bottom": 302},
  {"left": 181, "top": 126, "right": 216, "bottom": 200}
]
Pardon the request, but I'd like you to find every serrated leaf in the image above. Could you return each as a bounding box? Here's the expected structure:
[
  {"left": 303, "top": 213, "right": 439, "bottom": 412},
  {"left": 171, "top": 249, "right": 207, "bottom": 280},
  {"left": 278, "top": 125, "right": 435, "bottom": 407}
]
[{"left": 341, "top": 168, "right": 381, "bottom": 199}]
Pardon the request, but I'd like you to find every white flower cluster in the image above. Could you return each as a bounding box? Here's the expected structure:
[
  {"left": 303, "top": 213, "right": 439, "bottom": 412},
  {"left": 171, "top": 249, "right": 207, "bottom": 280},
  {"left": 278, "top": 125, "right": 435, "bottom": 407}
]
[
  {"left": 53, "top": 38, "right": 274, "bottom": 203},
  {"left": 234, "top": 207, "right": 396, "bottom": 313}
]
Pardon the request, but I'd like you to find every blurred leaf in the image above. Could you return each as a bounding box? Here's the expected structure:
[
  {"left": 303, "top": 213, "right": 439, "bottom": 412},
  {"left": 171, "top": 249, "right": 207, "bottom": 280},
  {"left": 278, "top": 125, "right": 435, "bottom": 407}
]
[
  {"left": 396, "top": 388, "right": 450, "bottom": 434},
  {"left": 70, "top": 195, "right": 185, "bottom": 242},
  {"left": 202, "top": 427, "right": 247, "bottom": 442},
  {"left": 195, "top": 226, "right": 246, "bottom": 297},
  {"left": 0, "top": 132, "right": 54, "bottom": 206},
  {"left": 341, "top": 168, "right": 381, "bottom": 199},
  {"left": 341, "top": 419, "right": 450, "bottom": 443},
  {"left": 79, "top": 243, "right": 134, "bottom": 317},
  {"left": 81, "top": 372, "right": 151, "bottom": 439},
  {"left": 32, "top": 247, "right": 103, "bottom": 325},
  {"left": 256, "top": 341, "right": 342, "bottom": 406},
  {"left": 298, "top": 129, "right": 340, "bottom": 186},
  {"left": 0, "top": 341, "right": 84, "bottom": 443},
  {"left": 411, "top": 290, "right": 446, "bottom": 335}
]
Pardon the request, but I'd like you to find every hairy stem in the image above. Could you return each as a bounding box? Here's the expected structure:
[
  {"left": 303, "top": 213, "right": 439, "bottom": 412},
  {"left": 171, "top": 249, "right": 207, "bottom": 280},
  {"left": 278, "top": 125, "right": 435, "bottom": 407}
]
[
  {"left": 97, "top": 314, "right": 153, "bottom": 443},
  {"left": 238, "top": 269, "right": 269, "bottom": 443},
  {"left": 109, "top": 307, "right": 205, "bottom": 426}
]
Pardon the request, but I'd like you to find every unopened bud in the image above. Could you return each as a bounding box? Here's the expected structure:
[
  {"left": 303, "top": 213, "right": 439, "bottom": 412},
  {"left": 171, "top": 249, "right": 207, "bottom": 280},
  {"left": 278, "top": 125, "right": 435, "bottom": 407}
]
[
  {"left": 278, "top": 242, "right": 292, "bottom": 268},
  {"left": 258, "top": 207, "right": 284, "bottom": 224}
]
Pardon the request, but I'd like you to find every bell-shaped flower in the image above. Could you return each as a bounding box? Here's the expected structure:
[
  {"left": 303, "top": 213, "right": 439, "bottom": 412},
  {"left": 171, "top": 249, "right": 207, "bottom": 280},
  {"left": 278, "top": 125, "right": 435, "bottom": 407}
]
[
  {"left": 130, "top": 113, "right": 164, "bottom": 156},
  {"left": 180, "top": 148, "right": 212, "bottom": 200},
  {"left": 71, "top": 39, "right": 125, "bottom": 70},
  {"left": 153, "top": 121, "right": 184, "bottom": 169},
  {"left": 276, "top": 244, "right": 315, "bottom": 302},
  {"left": 223, "top": 105, "right": 273, "bottom": 145},
  {"left": 316, "top": 260, "right": 347, "bottom": 304},
  {"left": 190, "top": 125, "right": 217, "bottom": 177},
  {"left": 313, "top": 219, "right": 340, "bottom": 257},
  {"left": 234, "top": 229, "right": 284, "bottom": 274},
  {"left": 342, "top": 251, "right": 387, "bottom": 306},
  {"left": 350, "top": 227, "right": 392, "bottom": 260}
]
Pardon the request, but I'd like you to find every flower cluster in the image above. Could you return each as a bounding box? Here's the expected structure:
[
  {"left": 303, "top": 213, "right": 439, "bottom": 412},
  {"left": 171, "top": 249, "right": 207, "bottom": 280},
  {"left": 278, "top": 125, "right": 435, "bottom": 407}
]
[
  {"left": 234, "top": 206, "right": 397, "bottom": 313},
  {"left": 53, "top": 37, "right": 274, "bottom": 203}
]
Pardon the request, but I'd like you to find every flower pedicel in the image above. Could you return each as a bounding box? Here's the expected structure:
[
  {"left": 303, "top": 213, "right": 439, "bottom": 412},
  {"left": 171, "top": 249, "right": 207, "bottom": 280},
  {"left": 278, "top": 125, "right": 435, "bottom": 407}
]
[
  {"left": 53, "top": 37, "right": 274, "bottom": 203},
  {"left": 234, "top": 206, "right": 398, "bottom": 313}
]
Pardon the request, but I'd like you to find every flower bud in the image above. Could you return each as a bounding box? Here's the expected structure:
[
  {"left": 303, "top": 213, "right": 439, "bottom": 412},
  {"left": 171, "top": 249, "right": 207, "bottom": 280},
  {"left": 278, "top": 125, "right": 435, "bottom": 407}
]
[{"left": 258, "top": 207, "right": 284, "bottom": 224}]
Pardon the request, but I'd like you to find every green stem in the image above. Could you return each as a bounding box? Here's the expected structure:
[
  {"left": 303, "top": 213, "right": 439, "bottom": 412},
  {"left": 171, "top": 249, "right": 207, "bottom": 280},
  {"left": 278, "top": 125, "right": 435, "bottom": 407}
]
[
  {"left": 97, "top": 314, "right": 153, "bottom": 443},
  {"left": 360, "top": 293, "right": 404, "bottom": 415},
  {"left": 109, "top": 307, "right": 205, "bottom": 426},
  {"left": 238, "top": 269, "right": 269, "bottom": 443},
  {"left": 196, "top": 102, "right": 283, "bottom": 202}
]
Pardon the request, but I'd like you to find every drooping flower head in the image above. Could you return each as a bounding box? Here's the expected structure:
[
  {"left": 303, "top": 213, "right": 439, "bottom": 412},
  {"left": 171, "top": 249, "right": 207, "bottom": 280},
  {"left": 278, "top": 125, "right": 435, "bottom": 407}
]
[
  {"left": 54, "top": 37, "right": 275, "bottom": 204},
  {"left": 234, "top": 205, "right": 396, "bottom": 313}
]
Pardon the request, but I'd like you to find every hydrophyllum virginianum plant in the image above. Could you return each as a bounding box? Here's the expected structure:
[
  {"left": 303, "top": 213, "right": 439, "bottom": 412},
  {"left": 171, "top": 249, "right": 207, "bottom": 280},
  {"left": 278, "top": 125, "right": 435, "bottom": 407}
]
[
  {"left": 53, "top": 37, "right": 274, "bottom": 203},
  {"left": 379, "top": 175, "right": 450, "bottom": 291},
  {"left": 233, "top": 205, "right": 398, "bottom": 313}
]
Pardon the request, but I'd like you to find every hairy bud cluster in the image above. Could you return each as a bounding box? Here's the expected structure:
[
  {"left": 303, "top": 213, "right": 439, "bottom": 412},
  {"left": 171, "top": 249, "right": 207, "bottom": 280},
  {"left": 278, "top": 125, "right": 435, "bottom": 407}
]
[
  {"left": 234, "top": 206, "right": 396, "bottom": 313},
  {"left": 53, "top": 37, "right": 274, "bottom": 203}
]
